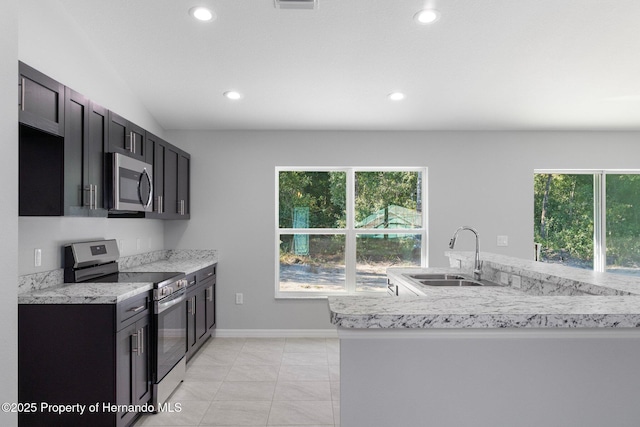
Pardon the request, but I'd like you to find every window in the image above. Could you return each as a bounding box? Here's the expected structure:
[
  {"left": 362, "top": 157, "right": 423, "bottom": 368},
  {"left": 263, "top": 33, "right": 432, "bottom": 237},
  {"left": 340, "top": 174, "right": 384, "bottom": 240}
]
[
  {"left": 534, "top": 170, "right": 640, "bottom": 275},
  {"left": 276, "top": 167, "right": 427, "bottom": 297}
]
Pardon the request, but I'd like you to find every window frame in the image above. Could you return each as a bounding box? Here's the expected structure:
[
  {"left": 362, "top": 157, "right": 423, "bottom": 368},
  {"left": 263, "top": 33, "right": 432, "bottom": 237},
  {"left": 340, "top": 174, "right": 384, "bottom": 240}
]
[
  {"left": 275, "top": 166, "right": 428, "bottom": 299},
  {"left": 535, "top": 168, "right": 640, "bottom": 273}
]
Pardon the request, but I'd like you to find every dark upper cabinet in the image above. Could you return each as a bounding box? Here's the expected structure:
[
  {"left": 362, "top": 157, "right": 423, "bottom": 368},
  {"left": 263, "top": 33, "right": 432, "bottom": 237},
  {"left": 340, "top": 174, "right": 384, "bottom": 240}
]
[
  {"left": 17, "top": 63, "right": 192, "bottom": 218},
  {"left": 63, "top": 88, "right": 108, "bottom": 217},
  {"left": 88, "top": 102, "right": 109, "bottom": 212},
  {"left": 108, "top": 110, "right": 147, "bottom": 161},
  {"left": 147, "top": 133, "right": 190, "bottom": 220},
  {"left": 178, "top": 151, "right": 190, "bottom": 217},
  {"left": 19, "top": 61, "right": 65, "bottom": 137}
]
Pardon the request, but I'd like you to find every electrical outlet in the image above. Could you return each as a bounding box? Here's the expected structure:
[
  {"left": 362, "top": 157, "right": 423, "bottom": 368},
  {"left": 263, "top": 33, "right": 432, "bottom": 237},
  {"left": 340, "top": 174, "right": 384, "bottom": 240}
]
[
  {"left": 235, "top": 293, "right": 244, "bottom": 305},
  {"left": 34, "top": 249, "right": 42, "bottom": 267},
  {"left": 497, "top": 235, "right": 509, "bottom": 247}
]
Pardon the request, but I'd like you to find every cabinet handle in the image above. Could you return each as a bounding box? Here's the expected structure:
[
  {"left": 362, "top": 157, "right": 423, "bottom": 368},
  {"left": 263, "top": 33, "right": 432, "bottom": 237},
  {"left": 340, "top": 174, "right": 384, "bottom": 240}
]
[
  {"left": 179, "top": 200, "right": 185, "bottom": 215},
  {"left": 133, "top": 133, "right": 136, "bottom": 154},
  {"left": 132, "top": 331, "right": 140, "bottom": 356},
  {"left": 207, "top": 286, "right": 213, "bottom": 302},
  {"left": 140, "top": 327, "right": 144, "bottom": 355},
  {"left": 84, "top": 185, "right": 91, "bottom": 207},
  {"left": 128, "top": 305, "right": 145, "bottom": 313},
  {"left": 192, "top": 296, "right": 196, "bottom": 315},
  {"left": 20, "top": 77, "right": 25, "bottom": 111},
  {"left": 93, "top": 184, "right": 98, "bottom": 209}
]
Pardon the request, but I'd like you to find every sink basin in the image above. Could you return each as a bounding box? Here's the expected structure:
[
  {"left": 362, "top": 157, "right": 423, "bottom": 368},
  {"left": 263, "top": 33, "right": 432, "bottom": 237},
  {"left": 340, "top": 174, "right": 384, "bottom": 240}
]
[
  {"left": 406, "top": 274, "right": 466, "bottom": 280},
  {"left": 418, "top": 279, "right": 495, "bottom": 287}
]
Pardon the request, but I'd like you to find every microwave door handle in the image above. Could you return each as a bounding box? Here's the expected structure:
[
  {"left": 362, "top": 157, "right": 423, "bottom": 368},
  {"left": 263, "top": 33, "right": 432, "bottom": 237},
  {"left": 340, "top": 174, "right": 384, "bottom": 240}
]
[{"left": 138, "top": 167, "right": 153, "bottom": 209}]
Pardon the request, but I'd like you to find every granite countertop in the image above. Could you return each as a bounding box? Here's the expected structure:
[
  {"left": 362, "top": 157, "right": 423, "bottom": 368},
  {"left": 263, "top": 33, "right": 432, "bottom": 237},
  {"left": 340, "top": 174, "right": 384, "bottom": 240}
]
[
  {"left": 18, "top": 249, "right": 217, "bottom": 305},
  {"left": 328, "top": 253, "right": 640, "bottom": 329}
]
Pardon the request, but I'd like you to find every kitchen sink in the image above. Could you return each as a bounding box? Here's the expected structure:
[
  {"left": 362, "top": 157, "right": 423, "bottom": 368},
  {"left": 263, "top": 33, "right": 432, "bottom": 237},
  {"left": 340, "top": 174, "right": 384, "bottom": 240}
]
[
  {"left": 405, "top": 274, "right": 466, "bottom": 280},
  {"left": 418, "top": 279, "right": 486, "bottom": 286}
]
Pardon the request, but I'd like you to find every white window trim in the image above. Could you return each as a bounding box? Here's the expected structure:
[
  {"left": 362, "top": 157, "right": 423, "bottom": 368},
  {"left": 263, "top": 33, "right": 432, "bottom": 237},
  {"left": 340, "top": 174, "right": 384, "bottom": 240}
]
[
  {"left": 535, "top": 169, "right": 640, "bottom": 273},
  {"left": 275, "top": 166, "right": 428, "bottom": 299}
]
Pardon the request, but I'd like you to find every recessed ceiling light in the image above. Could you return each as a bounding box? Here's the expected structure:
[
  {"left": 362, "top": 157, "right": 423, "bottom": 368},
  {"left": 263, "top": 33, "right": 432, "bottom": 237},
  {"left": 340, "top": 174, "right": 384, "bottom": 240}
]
[
  {"left": 388, "top": 92, "right": 405, "bottom": 101},
  {"left": 414, "top": 9, "right": 440, "bottom": 25},
  {"left": 224, "top": 91, "right": 242, "bottom": 100},
  {"left": 189, "top": 6, "right": 215, "bottom": 22}
]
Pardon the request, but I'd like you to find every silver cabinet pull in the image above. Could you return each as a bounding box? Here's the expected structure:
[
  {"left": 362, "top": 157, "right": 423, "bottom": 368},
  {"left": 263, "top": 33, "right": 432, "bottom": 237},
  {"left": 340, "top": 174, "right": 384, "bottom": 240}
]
[
  {"left": 207, "top": 286, "right": 213, "bottom": 302},
  {"left": 132, "top": 133, "right": 136, "bottom": 154},
  {"left": 20, "top": 77, "right": 25, "bottom": 111},
  {"left": 156, "top": 195, "right": 164, "bottom": 214},
  {"left": 132, "top": 331, "right": 140, "bottom": 355},
  {"left": 128, "top": 305, "right": 145, "bottom": 313},
  {"left": 124, "top": 132, "right": 133, "bottom": 151},
  {"left": 84, "top": 185, "right": 92, "bottom": 207},
  {"left": 140, "top": 327, "right": 144, "bottom": 355},
  {"left": 93, "top": 184, "right": 98, "bottom": 209}
]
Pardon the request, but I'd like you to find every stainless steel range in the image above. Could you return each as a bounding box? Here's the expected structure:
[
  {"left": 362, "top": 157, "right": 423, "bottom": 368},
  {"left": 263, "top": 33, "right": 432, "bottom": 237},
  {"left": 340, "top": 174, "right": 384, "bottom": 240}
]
[{"left": 64, "top": 239, "right": 188, "bottom": 411}]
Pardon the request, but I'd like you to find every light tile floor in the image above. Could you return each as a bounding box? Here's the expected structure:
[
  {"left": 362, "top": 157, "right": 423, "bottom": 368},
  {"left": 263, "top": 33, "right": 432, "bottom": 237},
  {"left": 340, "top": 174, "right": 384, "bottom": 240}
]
[{"left": 134, "top": 337, "right": 340, "bottom": 426}]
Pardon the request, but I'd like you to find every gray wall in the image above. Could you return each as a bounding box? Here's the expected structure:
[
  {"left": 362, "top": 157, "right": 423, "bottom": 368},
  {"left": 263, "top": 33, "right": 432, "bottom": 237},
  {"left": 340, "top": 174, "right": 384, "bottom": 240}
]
[
  {"left": 1, "top": 1, "right": 18, "bottom": 425},
  {"left": 165, "top": 130, "right": 640, "bottom": 330}
]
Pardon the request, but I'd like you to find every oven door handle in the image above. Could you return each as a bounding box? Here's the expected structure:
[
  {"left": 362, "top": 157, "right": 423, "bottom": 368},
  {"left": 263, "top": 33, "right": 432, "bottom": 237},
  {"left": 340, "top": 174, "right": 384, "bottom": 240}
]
[{"left": 157, "top": 290, "right": 186, "bottom": 314}]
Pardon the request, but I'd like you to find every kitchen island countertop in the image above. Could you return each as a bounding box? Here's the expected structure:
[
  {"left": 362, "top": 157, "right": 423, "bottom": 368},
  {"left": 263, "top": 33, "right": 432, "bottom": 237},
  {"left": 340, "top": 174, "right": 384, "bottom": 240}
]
[{"left": 328, "top": 253, "right": 640, "bottom": 329}]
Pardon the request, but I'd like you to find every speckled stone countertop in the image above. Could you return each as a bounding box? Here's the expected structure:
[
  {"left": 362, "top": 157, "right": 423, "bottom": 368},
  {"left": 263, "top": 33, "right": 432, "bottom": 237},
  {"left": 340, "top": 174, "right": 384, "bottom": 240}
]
[
  {"left": 328, "top": 252, "right": 640, "bottom": 329},
  {"left": 18, "top": 249, "right": 217, "bottom": 305}
]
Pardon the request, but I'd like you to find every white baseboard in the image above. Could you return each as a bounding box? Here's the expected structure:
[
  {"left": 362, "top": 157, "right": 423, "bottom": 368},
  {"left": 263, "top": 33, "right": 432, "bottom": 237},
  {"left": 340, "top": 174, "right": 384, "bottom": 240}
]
[{"left": 213, "top": 329, "right": 338, "bottom": 338}]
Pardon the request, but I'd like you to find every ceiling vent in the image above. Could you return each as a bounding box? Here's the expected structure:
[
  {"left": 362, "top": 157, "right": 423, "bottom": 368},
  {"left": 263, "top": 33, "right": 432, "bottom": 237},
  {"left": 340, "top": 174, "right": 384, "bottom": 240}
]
[{"left": 274, "top": 0, "right": 318, "bottom": 10}]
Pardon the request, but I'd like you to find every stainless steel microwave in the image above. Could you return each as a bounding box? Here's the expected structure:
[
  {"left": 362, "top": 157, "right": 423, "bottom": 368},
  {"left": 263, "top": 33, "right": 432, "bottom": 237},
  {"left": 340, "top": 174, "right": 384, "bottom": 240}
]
[{"left": 109, "top": 153, "right": 153, "bottom": 212}]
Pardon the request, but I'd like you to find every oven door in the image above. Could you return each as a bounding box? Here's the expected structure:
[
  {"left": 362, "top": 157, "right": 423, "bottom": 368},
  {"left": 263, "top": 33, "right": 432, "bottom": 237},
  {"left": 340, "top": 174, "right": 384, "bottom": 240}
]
[
  {"left": 155, "top": 288, "right": 186, "bottom": 381},
  {"left": 112, "top": 153, "right": 153, "bottom": 212}
]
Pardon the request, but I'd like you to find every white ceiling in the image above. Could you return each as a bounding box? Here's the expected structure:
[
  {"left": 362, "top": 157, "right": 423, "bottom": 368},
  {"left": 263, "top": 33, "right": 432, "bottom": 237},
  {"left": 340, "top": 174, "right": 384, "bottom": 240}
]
[{"left": 56, "top": 0, "right": 640, "bottom": 131}]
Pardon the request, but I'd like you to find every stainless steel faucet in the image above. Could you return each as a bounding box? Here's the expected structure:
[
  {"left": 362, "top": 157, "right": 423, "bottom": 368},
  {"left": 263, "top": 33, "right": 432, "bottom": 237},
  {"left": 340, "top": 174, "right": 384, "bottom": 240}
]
[{"left": 449, "top": 226, "right": 483, "bottom": 280}]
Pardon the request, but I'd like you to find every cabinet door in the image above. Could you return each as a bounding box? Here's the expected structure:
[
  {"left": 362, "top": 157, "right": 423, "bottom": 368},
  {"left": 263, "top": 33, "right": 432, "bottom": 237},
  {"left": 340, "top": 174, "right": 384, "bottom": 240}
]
[
  {"left": 108, "top": 111, "right": 147, "bottom": 161},
  {"left": 88, "top": 102, "right": 108, "bottom": 212},
  {"left": 63, "top": 88, "right": 88, "bottom": 214},
  {"left": 19, "top": 62, "right": 65, "bottom": 136},
  {"left": 164, "top": 146, "right": 179, "bottom": 217},
  {"left": 147, "top": 134, "right": 167, "bottom": 217},
  {"left": 186, "top": 295, "right": 197, "bottom": 354},
  {"left": 116, "top": 322, "right": 138, "bottom": 427},
  {"left": 205, "top": 283, "right": 215, "bottom": 330},
  {"left": 108, "top": 110, "right": 128, "bottom": 156},
  {"left": 195, "top": 286, "right": 207, "bottom": 341},
  {"left": 116, "top": 317, "right": 151, "bottom": 427},
  {"left": 177, "top": 151, "right": 190, "bottom": 217},
  {"left": 133, "top": 316, "right": 151, "bottom": 406}
]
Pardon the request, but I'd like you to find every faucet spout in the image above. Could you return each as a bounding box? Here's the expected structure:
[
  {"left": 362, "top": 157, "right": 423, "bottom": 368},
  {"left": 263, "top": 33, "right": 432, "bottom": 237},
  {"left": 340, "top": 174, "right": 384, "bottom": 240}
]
[{"left": 449, "top": 226, "right": 483, "bottom": 280}]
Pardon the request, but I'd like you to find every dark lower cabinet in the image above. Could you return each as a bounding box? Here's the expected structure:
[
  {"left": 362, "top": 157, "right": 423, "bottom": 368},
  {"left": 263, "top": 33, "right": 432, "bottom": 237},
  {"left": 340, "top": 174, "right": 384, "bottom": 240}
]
[
  {"left": 116, "top": 316, "right": 151, "bottom": 426},
  {"left": 186, "top": 265, "right": 216, "bottom": 361},
  {"left": 18, "top": 292, "right": 152, "bottom": 427}
]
